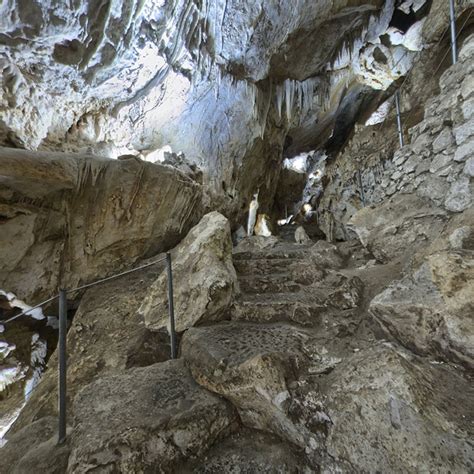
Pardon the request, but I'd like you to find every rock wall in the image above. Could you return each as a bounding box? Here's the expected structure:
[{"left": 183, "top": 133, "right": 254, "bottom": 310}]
[
  {"left": 1, "top": 0, "right": 453, "bottom": 222},
  {"left": 319, "top": 32, "right": 474, "bottom": 241},
  {"left": 0, "top": 148, "right": 203, "bottom": 303}
]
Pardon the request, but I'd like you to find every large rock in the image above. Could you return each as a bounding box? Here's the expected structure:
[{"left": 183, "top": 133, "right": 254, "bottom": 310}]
[
  {"left": 315, "top": 344, "right": 474, "bottom": 472},
  {"left": 370, "top": 250, "right": 474, "bottom": 367},
  {"left": 0, "top": 417, "right": 70, "bottom": 474},
  {"left": 0, "top": 148, "right": 203, "bottom": 303},
  {"left": 140, "top": 212, "right": 238, "bottom": 332},
  {"left": 181, "top": 428, "right": 304, "bottom": 473},
  {"left": 181, "top": 322, "right": 313, "bottom": 449},
  {"left": 68, "top": 360, "right": 237, "bottom": 473},
  {"left": 347, "top": 194, "right": 447, "bottom": 262},
  {"left": 8, "top": 261, "right": 171, "bottom": 434}
]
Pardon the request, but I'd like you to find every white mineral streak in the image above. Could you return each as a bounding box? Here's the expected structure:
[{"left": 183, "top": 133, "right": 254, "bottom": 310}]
[
  {"left": 0, "top": 290, "right": 45, "bottom": 320},
  {"left": 365, "top": 98, "right": 393, "bottom": 125}
]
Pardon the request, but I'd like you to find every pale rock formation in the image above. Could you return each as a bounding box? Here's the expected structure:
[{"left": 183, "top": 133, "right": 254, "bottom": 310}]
[
  {"left": 140, "top": 212, "right": 238, "bottom": 332},
  {"left": 295, "top": 226, "right": 311, "bottom": 244},
  {"left": 254, "top": 214, "right": 273, "bottom": 237},
  {"left": 370, "top": 250, "right": 474, "bottom": 367},
  {"left": 247, "top": 192, "right": 259, "bottom": 236},
  {"left": 0, "top": 147, "right": 202, "bottom": 303},
  {"left": 348, "top": 194, "right": 447, "bottom": 262},
  {"left": 0, "top": 0, "right": 438, "bottom": 222},
  {"left": 319, "top": 31, "right": 474, "bottom": 241}
]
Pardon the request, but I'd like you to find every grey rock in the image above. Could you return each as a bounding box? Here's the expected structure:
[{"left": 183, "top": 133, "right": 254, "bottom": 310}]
[
  {"left": 140, "top": 212, "right": 238, "bottom": 332},
  {"left": 449, "top": 226, "right": 472, "bottom": 249},
  {"left": 454, "top": 138, "right": 474, "bottom": 162},
  {"left": 403, "top": 154, "right": 422, "bottom": 173},
  {"left": 463, "top": 156, "right": 474, "bottom": 177},
  {"left": 181, "top": 322, "right": 311, "bottom": 448},
  {"left": 295, "top": 226, "right": 312, "bottom": 244},
  {"left": 319, "top": 344, "right": 474, "bottom": 472},
  {"left": 392, "top": 148, "right": 412, "bottom": 166},
  {"left": 0, "top": 417, "right": 69, "bottom": 474},
  {"left": 68, "top": 360, "right": 237, "bottom": 473},
  {"left": 432, "top": 127, "right": 454, "bottom": 152},
  {"left": 462, "top": 96, "right": 474, "bottom": 121},
  {"left": 347, "top": 194, "right": 447, "bottom": 262},
  {"left": 416, "top": 175, "right": 449, "bottom": 205},
  {"left": 444, "top": 176, "right": 472, "bottom": 212},
  {"left": 429, "top": 153, "right": 452, "bottom": 173},
  {"left": 453, "top": 119, "right": 474, "bottom": 145},
  {"left": 370, "top": 252, "right": 474, "bottom": 367},
  {"left": 411, "top": 133, "right": 431, "bottom": 155}
]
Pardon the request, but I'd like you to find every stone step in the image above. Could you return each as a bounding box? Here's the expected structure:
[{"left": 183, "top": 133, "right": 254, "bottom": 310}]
[
  {"left": 232, "top": 293, "right": 325, "bottom": 326},
  {"left": 233, "top": 245, "right": 312, "bottom": 261},
  {"left": 238, "top": 274, "right": 302, "bottom": 294},
  {"left": 233, "top": 258, "right": 324, "bottom": 283}
]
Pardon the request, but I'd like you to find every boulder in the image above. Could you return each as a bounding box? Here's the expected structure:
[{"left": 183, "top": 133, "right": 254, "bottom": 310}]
[
  {"left": 0, "top": 417, "right": 70, "bottom": 474},
  {"left": 0, "top": 148, "right": 203, "bottom": 303},
  {"left": 9, "top": 261, "right": 170, "bottom": 433},
  {"left": 181, "top": 429, "right": 304, "bottom": 473},
  {"left": 370, "top": 250, "right": 474, "bottom": 367},
  {"left": 316, "top": 344, "right": 474, "bottom": 472},
  {"left": 140, "top": 212, "right": 238, "bottom": 332},
  {"left": 348, "top": 194, "right": 447, "bottom": 262},
  {"left": 295, "top": 226, "right": 311, "bottom": 244},
  {"left": 181, "top": 322, "right": 312, "bottom": 448},
  {"left": 67, "top": 360, "right": 237, "bottom": 473},
  {"left": 309, "top": 240, "right": 345, "bottom": 269}
]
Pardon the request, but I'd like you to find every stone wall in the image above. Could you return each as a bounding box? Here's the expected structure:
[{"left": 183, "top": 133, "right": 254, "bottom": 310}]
[{"left": 318, "top": 33, "right": 474, "bottom": 240}]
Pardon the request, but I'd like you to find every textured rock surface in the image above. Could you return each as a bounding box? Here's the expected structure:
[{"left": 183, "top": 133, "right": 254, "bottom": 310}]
[
  {"left": 182, "top": 321, "right": 311, "bottom": 448},
  {"left": 348, "top": 194, "right": 447, "bottom": 262},
  {"left": 0, "top": 147, "right": 202, "bottom": 302},
  {"left": 318, "top": 344, "right": 474, "bottom": 472},
  {"left": 370, "top": 250, "right": 474, "bottom": 367},
  {"left": 68, "top": 360, "right": 236, "bottom": 473},
  {"left": 181, "top": 428, "right": 303, "bottom": 473},
  {"left": 319, "top": 32, "right": 474, "bottom": 241},
  {"left": 9, "top": 260, "right": 170, "bottom": 434},
  {"left": 0, "top": 0, "right": 446, "bottom": 222},
  {"left": 140, "top": 212, "right": 237, "bottom": 332}
]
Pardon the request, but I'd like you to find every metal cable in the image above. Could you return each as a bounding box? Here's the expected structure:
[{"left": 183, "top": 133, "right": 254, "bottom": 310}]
[
  {"left": 67, "top": 255, "right": 167, "bottom": 293},
  {"left": 1, "top": 295, "right": 59, "bottom": 325},
  {"left": 1, "top": 255, "right": 168, "bottom": 325}
]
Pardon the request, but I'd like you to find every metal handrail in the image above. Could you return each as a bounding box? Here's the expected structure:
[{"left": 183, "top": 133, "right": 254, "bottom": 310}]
[{"left": 1, "top": 252, "right": 177, "bottom": 445}]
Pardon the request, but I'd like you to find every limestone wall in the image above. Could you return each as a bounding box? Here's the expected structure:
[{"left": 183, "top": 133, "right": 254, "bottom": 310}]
[{"left": 318, "top": 34, "right": 474, "bottom": 240}]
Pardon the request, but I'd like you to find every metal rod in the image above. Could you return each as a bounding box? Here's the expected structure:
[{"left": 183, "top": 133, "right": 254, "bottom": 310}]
[
  {"left": 166, "top": 253, "right": 177, "bottom": 359},
  {"left": 58, "top": 289, "right": 67, "bottom": 445},
  {"left": 395, "top": 90, "right": 404, "bottom": 148},
  {"left": 449, "top": 0, "right": 457, "bottom": 64}
]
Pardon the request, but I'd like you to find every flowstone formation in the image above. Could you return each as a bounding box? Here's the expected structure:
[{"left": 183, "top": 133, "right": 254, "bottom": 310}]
[
  {"left": 0, "top": 0, "right": 447, "bottom": 219},
  {"left": 1, "top": 1, "right": 474, "bottom": 472}
]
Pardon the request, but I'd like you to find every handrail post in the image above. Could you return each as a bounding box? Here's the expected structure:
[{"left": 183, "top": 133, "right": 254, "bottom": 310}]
[
  {"left": 166, "top": 253, "right": 177, "bottom": 359},
  {"left": 58, "top": 289, "right": 67, "bottom": 445},
  {"left": 449, "top": 0, "right": 457, "bottom": 64},
  {"left": 395, "top": 90, "right": 404, "bottom": 148}
]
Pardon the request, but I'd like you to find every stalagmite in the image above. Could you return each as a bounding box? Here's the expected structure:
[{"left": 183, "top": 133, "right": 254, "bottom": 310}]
[{"left": 247, "top": 191, "right": 259, "bottom": 236}]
